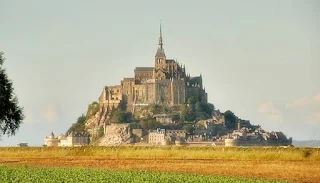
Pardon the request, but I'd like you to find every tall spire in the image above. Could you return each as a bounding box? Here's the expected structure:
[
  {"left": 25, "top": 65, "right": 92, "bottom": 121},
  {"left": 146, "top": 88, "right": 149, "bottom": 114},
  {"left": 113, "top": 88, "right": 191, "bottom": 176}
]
[
  {"left": 158, "top": 20, "right": 163, "bottom": 49},
  {"left": 155, "top": 20, "right": 165, "bottom": 57}
]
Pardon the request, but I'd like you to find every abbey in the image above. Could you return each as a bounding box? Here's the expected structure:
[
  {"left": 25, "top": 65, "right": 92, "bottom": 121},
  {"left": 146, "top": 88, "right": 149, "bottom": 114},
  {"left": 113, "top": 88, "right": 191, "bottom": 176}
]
[{"left": 99, "top": 24, "right": 207, "bottom": 112}]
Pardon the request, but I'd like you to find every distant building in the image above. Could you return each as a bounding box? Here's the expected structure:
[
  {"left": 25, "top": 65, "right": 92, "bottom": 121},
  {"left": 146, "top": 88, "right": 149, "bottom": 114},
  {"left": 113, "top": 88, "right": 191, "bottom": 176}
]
[
  {"left": 166, "top": 130, "right": 186, "bottom": 139},
  {"left": 148, "top": 129, "right": 165, "bottom": 145},
  {"left": 44, "top": 132, "right": 60, "bottom": 147},
  {"left": 17, "top": 143, "right": 28, "bottom": 147},
  {"left": 153, "top": 114, "right": 174, "bottom": 123},
  {"left": 148, "top": 128, "right": 186, "bottom": 145},
  {"left": 225, "top": 127, "right": 292, "bottom": 147},
  {"left": 44, "top": 132, "right": 90, "bottom": 147}
]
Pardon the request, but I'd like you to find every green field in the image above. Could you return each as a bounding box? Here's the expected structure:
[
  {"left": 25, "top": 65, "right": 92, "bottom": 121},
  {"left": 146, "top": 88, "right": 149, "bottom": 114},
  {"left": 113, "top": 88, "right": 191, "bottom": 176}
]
[{"left": 0, "top": 165, "right": 288, "bottom": 183}]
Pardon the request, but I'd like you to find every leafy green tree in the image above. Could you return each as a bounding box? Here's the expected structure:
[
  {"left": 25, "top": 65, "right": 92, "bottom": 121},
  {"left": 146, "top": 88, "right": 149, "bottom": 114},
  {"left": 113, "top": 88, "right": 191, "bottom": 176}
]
[
  {"left": 205, "top": 103, "right": 215, "bottom": 114},
  {"left": 140, "top": 118, "right": 162, "bottom": 130},
  {"left": 65, "top": 114, "right": 87, "bottom": 135},
  {"left": 119, "top": 99, "right": 127, "bottom": 111},
  {"left": 91, "top": 101, "right": 98, "bottom": 105},
  {"left": 151, "top": 104, "right": 160, "bottom": 114},
  {"left": 77, "top": 113, "right": 86, "bottom": 124},
  {"left": 180, "top": 105, "right": 196, "bottom": 122},
  {"left": 187, "top": 96, "right": 197, "bottom": 105},
  {"left": 172, "top": 114, "right": 180, "bottom": 122},
  {"left": 0, "top": 52, "right": 24, "bottom": 138},
  {"left": 112, "top": 109, "right": 132, "bottom": 123},
  {"left": 224, "top": 110, "right": 237, "bottom": 130},
  {"left": 183, "top": 124, "right": 195, "bottom": 135},
  {"left": 195, "top": 101, "right": 203, "bottom": 112}
]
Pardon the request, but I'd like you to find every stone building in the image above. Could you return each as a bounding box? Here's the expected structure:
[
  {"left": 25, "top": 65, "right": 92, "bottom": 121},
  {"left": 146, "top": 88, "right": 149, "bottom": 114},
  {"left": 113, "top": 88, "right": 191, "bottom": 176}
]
[
  {"left": 148, "top": 128, "right": 187, "bottom": 145},
  {"left": 44, "top": 132, "right": 60, "bottom": 147},
  {"left": 44, "top": 132, "right": 90, "bottom": 147},
  {"left": 99, "top": 24, "right": 207, "bottom": 113},
  {"left": 153, "top": 113, "right": 174, "bottom": 123},
  {"left": 17, "top": 143, "right": 28, "bottom": 147},
  {"left": 148, "top": 128, "right": 166, "bottom": 145}
]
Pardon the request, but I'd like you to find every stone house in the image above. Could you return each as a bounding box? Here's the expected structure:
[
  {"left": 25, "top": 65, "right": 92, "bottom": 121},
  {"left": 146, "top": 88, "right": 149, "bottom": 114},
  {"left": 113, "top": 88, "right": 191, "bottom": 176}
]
[
  {"left": 44, "top": 132, "right": 90, "bottom": 147},
  {"left": 148, "top": 128, "right": 166, "bottom": 145},
  {"left": 153, "top": 113, "right": 174, "bottom": 123},
  {"left": 148, "top": 128, "right": 186, "bottom": 145}
]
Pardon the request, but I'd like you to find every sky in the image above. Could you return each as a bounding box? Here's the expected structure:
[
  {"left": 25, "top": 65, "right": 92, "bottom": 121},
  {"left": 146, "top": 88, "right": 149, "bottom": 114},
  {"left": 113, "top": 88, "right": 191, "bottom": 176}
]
[{"left": 0, "top": 0, "right": 319, "bottom": 146}]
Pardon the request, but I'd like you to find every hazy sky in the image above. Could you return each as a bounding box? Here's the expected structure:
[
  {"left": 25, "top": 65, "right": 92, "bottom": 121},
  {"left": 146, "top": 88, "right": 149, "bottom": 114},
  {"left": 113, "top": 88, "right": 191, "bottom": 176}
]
[{"left": 1, "top": 0, "right": 319, "bottom": 145}]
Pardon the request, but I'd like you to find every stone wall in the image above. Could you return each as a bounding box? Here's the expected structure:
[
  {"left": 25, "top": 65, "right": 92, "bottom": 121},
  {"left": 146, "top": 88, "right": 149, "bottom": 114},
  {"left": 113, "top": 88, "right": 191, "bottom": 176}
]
[
  {"left": 171, "top": 79, "right": 186, "bottom": 105},
  {"left": 99, "top": 85, "right": 122, "bottom": 109},
  {"left": 225, "top": 138, "right": 292, "bottom": 147},
  {"left": 145, "top": 82, "right": 156, "bottom": 104},
  {"left": 155, "top": 79, "right": 172, "bottom": 105},
  {"left": 133, "top": 84, "right": 146, "bottom": 104}
]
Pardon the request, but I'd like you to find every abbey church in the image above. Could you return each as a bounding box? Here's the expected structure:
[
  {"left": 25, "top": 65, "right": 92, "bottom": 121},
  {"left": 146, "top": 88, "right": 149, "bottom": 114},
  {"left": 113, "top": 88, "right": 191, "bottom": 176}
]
[{"left": 99, "top": 24, "right": 207, "bottom": 112}]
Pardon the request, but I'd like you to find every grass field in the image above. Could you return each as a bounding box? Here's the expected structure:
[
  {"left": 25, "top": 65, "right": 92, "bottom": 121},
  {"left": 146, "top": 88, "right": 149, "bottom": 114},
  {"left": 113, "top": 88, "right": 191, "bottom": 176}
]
[{"left": 0, "top": 146, "right": 319, "bottom": 182}]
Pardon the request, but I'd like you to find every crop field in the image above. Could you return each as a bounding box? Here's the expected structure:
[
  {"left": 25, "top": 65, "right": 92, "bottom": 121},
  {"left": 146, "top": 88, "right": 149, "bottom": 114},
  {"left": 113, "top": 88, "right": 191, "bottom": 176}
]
[
  {"left": 0, "top": 146, "right": 319, "bottom": 183},
  {"left": 0, "top": 165, "right": 288, "bottom": 183}
]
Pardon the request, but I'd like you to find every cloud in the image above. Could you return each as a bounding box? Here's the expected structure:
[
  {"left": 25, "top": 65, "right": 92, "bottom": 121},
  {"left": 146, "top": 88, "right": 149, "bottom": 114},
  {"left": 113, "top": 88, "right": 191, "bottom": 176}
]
[
  {"left": 313, "top": 93, "right": 320, "bottom": 104},
  {"left": 285, "top": 97, "right": 312, "bottom": 110},
  {"left": 283, "top": 93, "right": 320, "bottom": 125},
  {"left": 43, "top": 104, "right": 58, "bottom": 123},
  {"left": 258, "top": 101, "right": 283, "bottom": 123}
]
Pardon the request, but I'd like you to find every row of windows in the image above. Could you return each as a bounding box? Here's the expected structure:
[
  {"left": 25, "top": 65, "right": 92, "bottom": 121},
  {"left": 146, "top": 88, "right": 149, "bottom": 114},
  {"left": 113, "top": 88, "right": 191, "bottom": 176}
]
[{"left": 109, "top": 89, "right": 120, "bottom": 93}]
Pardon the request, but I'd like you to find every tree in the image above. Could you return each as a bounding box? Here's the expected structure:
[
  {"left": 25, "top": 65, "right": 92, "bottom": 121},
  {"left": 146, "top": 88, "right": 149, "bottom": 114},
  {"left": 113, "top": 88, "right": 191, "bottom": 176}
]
[
  {"left": 195, "top": 101, "right": 203, "bottom": 112},
  {"left": 224, "top": 110, "right": 237, "bottom": 130},
  {"left": 91, "top": 101, "right": 98, "bottom": 105},
  {"left": 183, "top": 124, "right": 195, "bottom": 135},
  {"left": 76, "top": 113, "right": 86, "bottom": 124},
  {"left": 180, "top": 105, "right": 196, "bottom": 122},
  {"left": 172, "top": 114, "right": 180, "bottom": 122},
  {"left": 119, "top": 99, "right": 127, "bottom": 111},
  {"left": 140, "top": 118, "right": 162, "bottom": 130},
  {"left": 151, "top": 104, "right": 160, "bottom": 114},
  {"left": 111, "top": 109, "right": 132, "bottom": 123},
  {"left": 187, "top": 96, "right": 197, "bottom": 105},
  {"left": 0, "top": 52, "right": 24, "bottom": 138},
  {"left": 65, "top": 114, "right": 87, "bottom": 135}
]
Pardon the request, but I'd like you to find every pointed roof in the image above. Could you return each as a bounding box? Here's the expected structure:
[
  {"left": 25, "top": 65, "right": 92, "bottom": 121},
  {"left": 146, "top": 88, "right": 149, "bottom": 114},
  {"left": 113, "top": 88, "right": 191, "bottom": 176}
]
[
  {"left": 156, "top": 21, "right": 166, "bottom": 57},
  {"left": 159, "top": 21, "right": 163, "bottom": 49}
]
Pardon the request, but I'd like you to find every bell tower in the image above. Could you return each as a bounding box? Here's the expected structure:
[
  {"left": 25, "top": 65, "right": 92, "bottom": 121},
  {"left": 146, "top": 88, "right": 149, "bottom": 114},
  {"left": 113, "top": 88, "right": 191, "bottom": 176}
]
[{"left": 154, "top": 21, "right": 167, "bottom": 80}]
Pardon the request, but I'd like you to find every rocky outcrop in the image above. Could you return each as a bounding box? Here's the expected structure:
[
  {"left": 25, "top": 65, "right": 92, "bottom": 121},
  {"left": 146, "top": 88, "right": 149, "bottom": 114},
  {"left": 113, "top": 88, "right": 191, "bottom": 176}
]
[
  {"left": 85, "top": 105, "right": 109, "bottom": 129},
  {"left": 99, "top": 124, "right": 133, "bottom": 146}
]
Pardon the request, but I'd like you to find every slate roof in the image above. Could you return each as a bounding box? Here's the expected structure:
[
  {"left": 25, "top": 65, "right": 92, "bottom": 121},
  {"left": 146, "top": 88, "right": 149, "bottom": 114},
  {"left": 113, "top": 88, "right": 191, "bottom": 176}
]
[
  {"left": 123, "top": 78, "right": 135, "bottom": 81},
  {"left": 166, "top": 59, "right": 175, "bottom": 63},
  {"left": 134, "top": 67, "right": 154, "bottom": 72}
]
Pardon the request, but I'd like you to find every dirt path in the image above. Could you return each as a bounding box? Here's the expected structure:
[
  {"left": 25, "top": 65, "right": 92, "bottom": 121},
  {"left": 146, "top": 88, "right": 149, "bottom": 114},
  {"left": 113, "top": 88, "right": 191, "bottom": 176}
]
[{"left": 1, "top": 157, "right": 319, "bottom": 183}]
